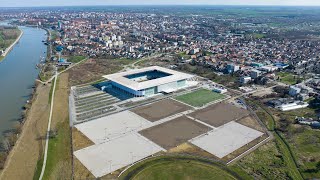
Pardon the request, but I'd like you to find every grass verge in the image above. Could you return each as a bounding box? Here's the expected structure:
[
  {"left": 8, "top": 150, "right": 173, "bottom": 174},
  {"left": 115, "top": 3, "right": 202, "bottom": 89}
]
[{"left": 247, "top": 100, "right": 303, "bottom": 180}]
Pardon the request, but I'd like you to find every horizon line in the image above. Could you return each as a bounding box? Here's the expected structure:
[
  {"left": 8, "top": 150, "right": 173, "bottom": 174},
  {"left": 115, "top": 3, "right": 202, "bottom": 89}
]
[{"left": 1, "top": 4, "right": 320, "bottom": 8}]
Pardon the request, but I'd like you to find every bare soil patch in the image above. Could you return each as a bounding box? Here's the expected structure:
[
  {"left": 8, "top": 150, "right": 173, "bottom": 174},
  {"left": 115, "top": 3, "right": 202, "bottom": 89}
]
[
  {"left": 73, "top": 156, "right": 95, "bottom": 180},
  {"left": 237, "top": 116, "right": 265, "bottom": 132},
  {"left": 139, "top": 116, "right": 211, "bottom": 150},
  {"left": 68, "top": 58, "right": 133, "bottom": 86},
  {"left": 72, "top": 128, "right": 94, "bottom": 152},
  {"left": 189, "top": 103, "right": 249, "bottom": 127},
  {"left": 132, "top": 99, "right": 192, "bottom": 122}
]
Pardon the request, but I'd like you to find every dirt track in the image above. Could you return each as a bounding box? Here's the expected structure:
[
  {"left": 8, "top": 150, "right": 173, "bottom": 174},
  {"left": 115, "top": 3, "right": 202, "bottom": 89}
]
[
  {"left": 139, "top": 116, "right": 211, "bottom": 150},
  {"left": 189, "top": 103, "right": 249, "bottom": 127},
  {"left": 132, "top": 99, "right": 192, "bottom": 122},
  {"left": 0, "top": 84, "right": 50, "bottom": 180}
]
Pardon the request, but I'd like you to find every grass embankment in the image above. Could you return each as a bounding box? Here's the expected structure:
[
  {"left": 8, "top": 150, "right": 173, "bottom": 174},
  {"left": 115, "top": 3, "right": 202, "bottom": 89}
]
[
  {"left": 238, "top": 100, "right": 303, "bottom": 180},
  {"left": 276, "top": 72, "right": 303, "bottom": 85},
  {"left": 175, "top": 88, "right": 225, "bottom": 107},
  {"left": 272, "top": 107, "right": 320, "bottom": 179},
  {"left": 119, "top": 156, "right": 241, "bottom": 180},
  {"left": 33, "top": 73, "right": 72, "bottom": 180},
  {"left": 0, "top": 56, "right": 4, "bottom": 62}
]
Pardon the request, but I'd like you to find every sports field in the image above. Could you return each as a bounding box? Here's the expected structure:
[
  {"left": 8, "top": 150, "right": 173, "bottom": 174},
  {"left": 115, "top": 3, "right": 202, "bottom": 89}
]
[
  {"left": 120, "top": 156, "right": 240, "bottom": 180},
  {"left": 174, "top": 89, "right": 225, "bottom": 107}
]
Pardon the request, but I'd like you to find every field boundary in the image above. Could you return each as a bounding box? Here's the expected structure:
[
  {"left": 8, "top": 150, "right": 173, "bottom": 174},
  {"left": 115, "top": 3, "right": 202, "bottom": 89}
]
[{"left": 118, "top": 155, "right": 244, "bottom": 180}]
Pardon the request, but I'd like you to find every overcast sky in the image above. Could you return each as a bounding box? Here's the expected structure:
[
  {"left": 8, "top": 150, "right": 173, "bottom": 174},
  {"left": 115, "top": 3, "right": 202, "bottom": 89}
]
[{"left": 1, "top": 0, "right": 320, "bottom": 7}]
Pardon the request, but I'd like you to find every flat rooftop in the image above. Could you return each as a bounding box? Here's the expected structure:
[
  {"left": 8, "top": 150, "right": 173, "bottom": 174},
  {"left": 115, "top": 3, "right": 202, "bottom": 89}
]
[{"left": 103, "top": 66, "right": 194, "bottom": 91}]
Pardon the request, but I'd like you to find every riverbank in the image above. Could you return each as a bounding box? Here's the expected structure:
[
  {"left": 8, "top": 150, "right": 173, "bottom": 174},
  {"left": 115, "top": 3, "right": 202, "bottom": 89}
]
[
  {"left": 0, "top": 83, "right": 51, "bottom": 180},
  {"left": 0, "top": 25, "right": 48, "bottom": 178},
  {"left": 0, "top": 28, "right": 23, "bottom": 61}
]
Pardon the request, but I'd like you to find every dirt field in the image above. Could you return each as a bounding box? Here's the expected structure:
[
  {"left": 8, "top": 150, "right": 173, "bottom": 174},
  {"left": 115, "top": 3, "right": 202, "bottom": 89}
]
[
  {"left": 68, "top": 58, "right": 133, "bottom": 86},
  {"left": 139, "top": 116, "right": 211, "bottom": 150},
  {"left": 72, "top": 128, "right": 94, "bottom": 152},
  {"left": 73, "top": 157, "right": 95, "bottom": 180},
  {"left": 131, "top": 99, "right": 192, "bottom": 122},
  {"left": 189, "top": 103, "right": 250, "bottom": 127},
  {"left": 0, "top": 84, "right": 50, "bottom": 180},
  {"left": 168, "top": 143, "right": 217, "bottom": 159},
  {"left": 237, "top": 116, "right": 265, "bottom": 132}
]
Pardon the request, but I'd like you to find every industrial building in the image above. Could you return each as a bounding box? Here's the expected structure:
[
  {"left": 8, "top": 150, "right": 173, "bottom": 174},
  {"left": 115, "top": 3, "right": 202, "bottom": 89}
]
[{"left": 103, "top": 66, "right": 194, "bottom": 97}]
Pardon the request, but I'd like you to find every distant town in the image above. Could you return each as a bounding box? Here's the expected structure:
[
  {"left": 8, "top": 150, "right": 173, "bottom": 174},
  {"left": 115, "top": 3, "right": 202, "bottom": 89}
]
[{"left": 0, "top": 6, "right": 319, "bottom": 180}]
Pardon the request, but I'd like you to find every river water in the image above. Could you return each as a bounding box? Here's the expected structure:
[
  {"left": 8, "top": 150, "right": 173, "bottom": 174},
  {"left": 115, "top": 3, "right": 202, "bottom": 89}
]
[{"left": 0, "top": 23, "right": 47, "bottom": 139}]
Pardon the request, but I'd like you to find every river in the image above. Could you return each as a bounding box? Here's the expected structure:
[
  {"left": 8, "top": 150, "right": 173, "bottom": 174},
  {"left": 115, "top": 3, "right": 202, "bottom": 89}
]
[{"left": 0, "top": 23, "right": 47, "bottom": 139}]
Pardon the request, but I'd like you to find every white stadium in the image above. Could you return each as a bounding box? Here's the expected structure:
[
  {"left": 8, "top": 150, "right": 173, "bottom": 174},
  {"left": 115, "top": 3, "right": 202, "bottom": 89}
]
[{"left": 103, "top": 66, "right": 194, "bottom": 97}]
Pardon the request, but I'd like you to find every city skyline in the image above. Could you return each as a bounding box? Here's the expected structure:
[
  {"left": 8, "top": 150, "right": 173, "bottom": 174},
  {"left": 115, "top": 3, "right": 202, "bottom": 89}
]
[{"left": 1, "top": 0, "right": 320, "bottom": 7}]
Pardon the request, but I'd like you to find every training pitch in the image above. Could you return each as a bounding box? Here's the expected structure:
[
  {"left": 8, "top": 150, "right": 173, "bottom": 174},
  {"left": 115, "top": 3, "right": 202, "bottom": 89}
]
[
  {"left": 131, "top": 99, "right": 192, "bottom": 122},
  {"left": 174, "top": 88, "right": 225, "bottom": 107},
  {"left": 189, "top": 102, "right": 250, "bottom": 127},
  {"left": 139, "top": 116, "right": 212, "bottom": 150}
]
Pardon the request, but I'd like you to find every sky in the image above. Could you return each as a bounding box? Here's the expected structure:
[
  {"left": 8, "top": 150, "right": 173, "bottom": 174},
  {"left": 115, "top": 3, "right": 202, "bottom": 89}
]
[{"left": 1, "top": 0, "right": 320, "bottom": 7}]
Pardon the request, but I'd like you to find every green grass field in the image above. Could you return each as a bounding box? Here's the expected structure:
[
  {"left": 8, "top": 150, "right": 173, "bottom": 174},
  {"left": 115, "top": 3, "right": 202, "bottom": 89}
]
[
  {"left": 67, "top": 55, "right": 86, "bottom": 63},
  {"left": 175, "top": 88, "right": 225, "bottom": 107},
  {"left": 33, "top": 121, "right": 72, "bottom": 180},
  {"left": 275, "top": 107, "right": 320, "bottom": 179},
  {"left": 120, "top": 156, "right": 241, "bottom": 180},
  {"left": 244, "top": 100, "right": 303, "bottom": 180},
  {"left": 276, "top": 72, "right": 302, "bottom": 85}
]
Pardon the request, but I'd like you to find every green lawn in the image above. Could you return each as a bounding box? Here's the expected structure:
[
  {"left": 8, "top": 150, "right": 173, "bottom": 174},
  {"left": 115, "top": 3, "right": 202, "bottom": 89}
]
[
  {"left": 33, "top": 121, "right": 72, "bottom": 180},
  {"left": 276, "top": 72, "right": 303, "bottom": 85},
  {"left": 67, "top": 55, "right": 86, "bottom": 63},
  {"left": 0, "top": 56, "right": 4, "bottom": 62},
  {"left": 235, "top": 141, "right": 289, "bottom": 179},
  {"left": 175, "top": 88, "right": 225, "bottom": 107},
  {"left": 276, "top": 108, "right": 320, "bottom": 179},
  {"left": 120, "top": 156, "right": 241, "bottom": 180},
  {"left": 245, "top": 100, "right": 304, "bottom": 180}
]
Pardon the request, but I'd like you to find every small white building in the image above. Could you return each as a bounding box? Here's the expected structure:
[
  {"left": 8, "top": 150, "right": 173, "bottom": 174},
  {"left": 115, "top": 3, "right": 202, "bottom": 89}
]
[
  {"left": 277, "top": 101, "right": 308, "bottom": 111},
  {"left": 240, "top": 76, "right": 252, "bottom": 84}
]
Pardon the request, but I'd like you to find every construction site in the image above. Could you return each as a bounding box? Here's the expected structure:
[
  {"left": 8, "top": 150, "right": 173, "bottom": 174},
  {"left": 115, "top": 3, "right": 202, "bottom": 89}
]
[{"left": 69, "top": 67, "right": 270, "bottom": 179}]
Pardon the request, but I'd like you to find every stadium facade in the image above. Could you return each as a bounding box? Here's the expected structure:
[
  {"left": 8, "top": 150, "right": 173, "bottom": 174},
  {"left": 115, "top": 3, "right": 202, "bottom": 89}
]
[{"left": 103, "top": 66, "right": 194, "bottom": 97}]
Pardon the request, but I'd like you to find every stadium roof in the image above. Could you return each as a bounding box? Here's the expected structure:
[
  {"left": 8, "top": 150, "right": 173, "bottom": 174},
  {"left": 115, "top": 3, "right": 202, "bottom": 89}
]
[{"left": 103, "top": 66, "right": 194, "bottom": 91}]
